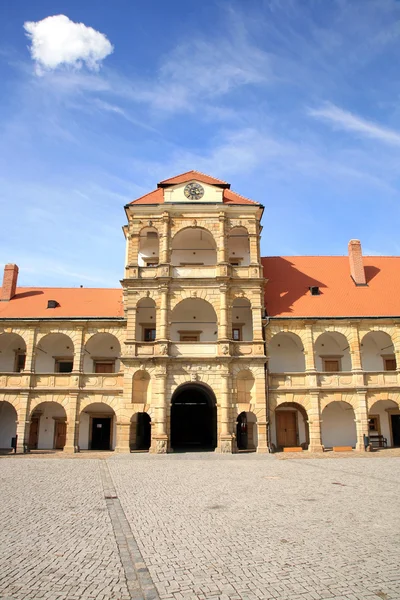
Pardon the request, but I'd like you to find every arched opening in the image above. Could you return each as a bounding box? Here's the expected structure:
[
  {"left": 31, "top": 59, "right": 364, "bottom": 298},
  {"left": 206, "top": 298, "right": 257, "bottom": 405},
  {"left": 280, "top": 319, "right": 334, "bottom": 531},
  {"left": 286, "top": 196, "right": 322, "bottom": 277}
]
[
  {"left": 171, "top": 227, "right": 217, "bottom": 266},
  {"left": 138, "top": 227, "right": 159, "bottom": 267},
  {"left": 368, "top": 399, "right": 399, "bottom": 447},
  {"left": 361, "top": 332, "right": 396, "bottom": 371},
  {"left": 130, "top": 412, "right": 151, "bottom": 451},
  {"left": 315, "top": 332, "right": 351, "bottom": 372},
  {"left": 79, "top": 403, "right": 115, "bottom": 451},
  {"left": 83, "top": 333, "right": 121, "bottom": 373},
  {"left": 231, "top": 298, "right": 252, "bottom": 341},
  {"left": 35, "top": 333, "right": 74, "bottom": 373},
  {"left": 273, "top": 402, "right": 309, "bottom": 450},
  {"left": 227, "top": 227, "right": 250, "bottom": 266},
  {"left": 170, "top": 298, "right": 217, "bottom": 342},
  {"left": 29, "top": 401, "right": 67, "bottom": 450},
  {"left": 236, "top": 411, "right": 257, "bottom": 451},
  {"left": 321, "top": 401, "right": 356, "bottom": 449},
  {"left": 0, "top": 401, "right": 17, "bottom": 451},
  {"left": 0, "top": 333, "right": 27, "bottom": 372},
  {"left": 136, "top": 298, "right": 156, "bottom": 342},
  {"left": 171, "top": 383, "right": 217, "bottom": 451},
  {"left": 236, "top": 369, "right": 255, "bottom": 405},
  {"left": 268, "top": 332, "right": 305, "bottom": 372},
  {"left": 132, "top": 370, "right": 151, "bottom": 405}
]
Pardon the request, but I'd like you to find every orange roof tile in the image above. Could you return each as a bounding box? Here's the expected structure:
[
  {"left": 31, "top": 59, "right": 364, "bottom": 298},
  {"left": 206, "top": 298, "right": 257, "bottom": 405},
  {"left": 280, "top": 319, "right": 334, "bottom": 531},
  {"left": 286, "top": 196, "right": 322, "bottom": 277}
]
[
  {"left": 129, "top": 186, "right": 259, "bottom": 206},
  {"left": 263, "top": 256, "right": 400, "bottom": 318},
  {"left": 0, "top": 288, "right": 123, "bottom": 319},
  {"left": 159, "top": 170, "right": 229, "bottom": 186}
]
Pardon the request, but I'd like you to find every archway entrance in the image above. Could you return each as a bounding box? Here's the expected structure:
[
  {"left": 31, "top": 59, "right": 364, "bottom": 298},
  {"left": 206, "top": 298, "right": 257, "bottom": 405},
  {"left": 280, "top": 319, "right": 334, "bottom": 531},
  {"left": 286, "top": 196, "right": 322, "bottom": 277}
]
[{"left": 171, "top": 383, "right": 217, "bottom": 451}]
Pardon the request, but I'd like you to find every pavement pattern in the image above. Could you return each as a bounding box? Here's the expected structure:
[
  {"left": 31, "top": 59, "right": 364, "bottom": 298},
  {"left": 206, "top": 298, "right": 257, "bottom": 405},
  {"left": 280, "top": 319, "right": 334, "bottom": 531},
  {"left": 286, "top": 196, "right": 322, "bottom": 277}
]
[{"left": 0, "top": 453, "right": 400, "bottom": 600}]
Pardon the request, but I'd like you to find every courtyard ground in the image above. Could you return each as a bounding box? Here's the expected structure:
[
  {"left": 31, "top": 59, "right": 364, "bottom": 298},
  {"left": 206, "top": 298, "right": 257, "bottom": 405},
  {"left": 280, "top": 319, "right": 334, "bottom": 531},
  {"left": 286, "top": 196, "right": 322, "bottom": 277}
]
[{"left": 0, "top": 452, "right": 399, "bottom": 600}]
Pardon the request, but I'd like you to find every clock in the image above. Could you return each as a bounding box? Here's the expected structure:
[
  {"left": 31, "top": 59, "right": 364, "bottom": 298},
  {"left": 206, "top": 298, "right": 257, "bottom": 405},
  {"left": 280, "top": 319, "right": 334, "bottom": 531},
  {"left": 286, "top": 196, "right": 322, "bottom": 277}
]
[{"left": 184, "top": 182, "right": 204, "bottom": 200}]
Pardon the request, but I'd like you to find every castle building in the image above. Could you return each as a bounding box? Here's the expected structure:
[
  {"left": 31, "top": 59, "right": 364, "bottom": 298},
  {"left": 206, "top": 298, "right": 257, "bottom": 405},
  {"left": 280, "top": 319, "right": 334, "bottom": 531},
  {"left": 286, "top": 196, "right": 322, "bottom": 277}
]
[{"left": 1, "top": 171, "right": 400, "bottom": 453}]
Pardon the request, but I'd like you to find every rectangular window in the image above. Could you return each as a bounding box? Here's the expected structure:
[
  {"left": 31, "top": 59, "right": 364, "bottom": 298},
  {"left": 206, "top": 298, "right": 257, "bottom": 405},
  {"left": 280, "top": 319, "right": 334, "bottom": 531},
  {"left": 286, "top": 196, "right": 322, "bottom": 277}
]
[
  {"left": 55, "top": 359, "right": 73, "bottom": 373},
  {"left": 15, "top": 352, "right": 26, "bottom": 373},
  {"left": 383, "top": 357, "right": 397, "bottom": 371},
  {"left": 368, "top": 416, "right": 380, "bottom": 433},
  {"left": 232, "top": 327, "right": 242, "bottom": 341},
  {"left": 94, "top": 361, "right": 115, "bottom": 374},
  {"left": 144, "top": 259, "right": 159, "bottom": 267},
  {"left": 323, "top": 358, "right": 340, "bottom": 372},
  {"left": 143, "top": 328, "right": 156, "bottom": 342}
]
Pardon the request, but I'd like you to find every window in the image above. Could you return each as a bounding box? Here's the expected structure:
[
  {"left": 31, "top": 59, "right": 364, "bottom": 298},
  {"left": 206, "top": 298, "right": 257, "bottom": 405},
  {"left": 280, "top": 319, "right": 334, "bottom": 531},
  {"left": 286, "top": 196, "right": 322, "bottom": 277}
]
[
  {"left": 143, "top": 328, "right": 156, "bottom": 342},
  {"left": 322, "top": 358, "right": 340, "bottom": 372},
  {"left": 144, "top": 259, "right": 159, "bottom": 267},
  {"left": 383, "top": 356, "right": 397, "bottom": 371},
  {"left": 15, "top": 352, "right": 26, "bottom": 373},
  {"left": 178, "top": 331, "right": 201, "bottom": 342},
  {"left": 55, "top": 359, "right": 73, "bottom": 373},
  {"left": 368, "top": 416, "right": 380, "bottom": 433},
  {"left": 229, "top": 258, "right": 242, "bottom": 266},
  {"left": 232, "top": 327, "right": 242, "bottom": 341},
  {"left": 94, "top": 361, "right": 115, "bottom": 374}
]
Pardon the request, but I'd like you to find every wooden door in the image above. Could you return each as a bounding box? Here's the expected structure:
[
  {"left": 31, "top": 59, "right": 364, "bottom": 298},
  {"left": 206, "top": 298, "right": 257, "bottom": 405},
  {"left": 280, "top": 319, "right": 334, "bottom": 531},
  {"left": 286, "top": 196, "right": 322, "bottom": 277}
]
[
  {"left": 95, "top": 362, "right": 114, "bottom": 373},
  {"left": 28, "top": 417, "right": 39, "bottom": 449},
  {"left": 276, "top": 411, "right": 297, "bottom": 448},
  {"left": 54, "top": 421, "right": 67, "bottom": 449}
]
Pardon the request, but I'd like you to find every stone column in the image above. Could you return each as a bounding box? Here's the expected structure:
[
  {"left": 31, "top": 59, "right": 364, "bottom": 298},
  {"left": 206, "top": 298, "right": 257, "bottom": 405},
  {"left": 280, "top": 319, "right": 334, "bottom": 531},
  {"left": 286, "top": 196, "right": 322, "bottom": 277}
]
[
  {"left": 304, "top": 326, "right": 318, "bottom": 387},
  {"left": 16, "top": 392, "right": 30, "bottom": 453},
  {"left": 252, "top": 293, "right": 264, "bottom": 342},
  {"left": 308, "top": 391, "right": 323, "bottom": 452},
  {"left": 126, "top": 307, "right": 137, "bottom": 343},
  {"left": 150, "top": 367, "right": 168, "bottom": 453},
  {"left": 115, "top": 421, "right": 131, "bottom": 453},
  {"left": 249, "top": 231, "right": 259, "bottom": 265},
  {"left": 355, "top": 390, "right": 369, "bottom": 451},
  {"left": 128, "top": 232, "right": 139, "bottom": 266},
  {"left": 350, "top": 324, "right": 364, "bottom": 387},
  {"left": 23, "top": 327, "right": 37, "bottom": 373},
  {"left": 160, "top": 212, "right": 170, "bottom": 264},
  {"left": 72, "top": 328, "right": 84, "bottom": 373},
  {"left": 217, "top": 213, "right": 226, "bottom": 264},
  {"left": 159, "top": 286, "right": 169, "bottom": 341},
  {"left": 64, "top": 392, "right": 80, "bottom": 453},
  {"left": 255, "top": 374, "right": 268, "bottom": 453},
  {"left": 219, "top": 284, "right": 228, "bottom": 340},
  {"left": 218, "top": 370, "right": 234, "bottom": 453}
]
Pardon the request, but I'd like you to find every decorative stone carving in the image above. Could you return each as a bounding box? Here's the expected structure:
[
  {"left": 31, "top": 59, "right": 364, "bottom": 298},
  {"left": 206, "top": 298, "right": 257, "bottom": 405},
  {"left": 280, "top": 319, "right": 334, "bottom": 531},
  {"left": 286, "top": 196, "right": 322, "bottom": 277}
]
[{"left": 221, "top": 344, "right": 229, "bottom": 355}]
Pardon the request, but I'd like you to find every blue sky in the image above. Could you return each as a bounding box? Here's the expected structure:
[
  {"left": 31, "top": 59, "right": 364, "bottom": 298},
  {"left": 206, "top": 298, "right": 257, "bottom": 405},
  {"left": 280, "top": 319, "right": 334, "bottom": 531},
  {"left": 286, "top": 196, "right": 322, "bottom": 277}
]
[{"left": 1, "top": 0, "right": 400, "bottom": 287}]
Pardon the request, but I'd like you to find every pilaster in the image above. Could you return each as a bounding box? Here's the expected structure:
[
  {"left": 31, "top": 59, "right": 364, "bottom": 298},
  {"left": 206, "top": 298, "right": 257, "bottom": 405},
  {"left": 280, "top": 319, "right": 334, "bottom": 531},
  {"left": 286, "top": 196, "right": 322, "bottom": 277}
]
[
  {"left": 64, "top": 392, "right": 80, "bottom": 453},
  {"left": 308, "top": 391, "right": 323, "bottom": 452},
  {"left": 355, "top": 390, "right": 368, "bottom": 451},
  {"left": 150, "top": 366, "right": 168, "bottom": 453},
  {"left": 217, "top": 369, "right": 234, "bottom": 453},
  {"left": 16, "top": 392, "right": 30, "bottom": 453},
  {"left": 72, "top": 328, "right": 84, "bottom": 373}
]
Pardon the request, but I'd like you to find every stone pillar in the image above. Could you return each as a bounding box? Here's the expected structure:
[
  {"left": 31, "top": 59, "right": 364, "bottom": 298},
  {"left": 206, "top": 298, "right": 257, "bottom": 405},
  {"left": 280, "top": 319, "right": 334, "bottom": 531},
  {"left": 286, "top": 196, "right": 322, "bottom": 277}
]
[
  {"left": 355, "top": 390, "right": 368, "bottom": 451},
  {"left": 160, "top": 212, "right": 170, "bottom": 264},
  {"left": 15, "top": 392, "right": 30, "bottom": 453},
  {"left": 64, "top": 392, "right": 80, "bottom": 453},
  {"left": 115, "top": 421, "right": 131, "bottom": 453},
  {"left": 159, "top": 286, "right": 169, "bottom": 341},
  {"left": 256, "top": 375, "right": 268, "bottom": 453},
  {"left": 252, "top": 294, "right": 264, "bottom": 342},
  {"left": 304, "top": 326, "right": 318, "bottom": 387},
  {"left": 128, "top": 232, "right": 140, "bottom": 266},
  {"left": 249, "top": 232, "right": 259, "bottom": 265},
  {"left": 350, "top": 324, "right": 364, "bottom": 387},
  {"left": 308, "top": 391, "right": 323, "bottom": 452},
  {"left": 218, "top": 370, "right": 234, "bottom": 453},
  {"left": 72, "top": 328, "right": 84, "bottom": 373},
  {"left": 23, "top": 327, "right": 37, "bottom": 373},
  {"left": 126, "top": 307, "right": 137, "bottom": 343},
  {"left": 219, "top": 284, "right": 228, "bottom": 340},
  {"left": 217, "top": 213, "right": 226, "bottom": 264},
  {"left": 150, "top": 368, "right": 168, "bottom": 453}
]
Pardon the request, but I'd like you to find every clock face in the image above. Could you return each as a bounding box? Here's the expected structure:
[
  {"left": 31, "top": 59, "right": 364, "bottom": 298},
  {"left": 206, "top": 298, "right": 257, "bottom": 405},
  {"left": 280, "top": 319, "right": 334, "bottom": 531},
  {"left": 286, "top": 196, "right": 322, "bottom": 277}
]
[{"left": 184, "top": 182, "right": 204, "bottom": 200}]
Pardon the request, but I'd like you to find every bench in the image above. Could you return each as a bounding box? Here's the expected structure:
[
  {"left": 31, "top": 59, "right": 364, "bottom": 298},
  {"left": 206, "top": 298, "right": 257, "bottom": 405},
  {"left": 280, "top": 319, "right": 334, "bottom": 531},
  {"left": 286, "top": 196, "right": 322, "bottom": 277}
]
[{"left": 369, "top": 434, "right": 387, "bottom": 448}]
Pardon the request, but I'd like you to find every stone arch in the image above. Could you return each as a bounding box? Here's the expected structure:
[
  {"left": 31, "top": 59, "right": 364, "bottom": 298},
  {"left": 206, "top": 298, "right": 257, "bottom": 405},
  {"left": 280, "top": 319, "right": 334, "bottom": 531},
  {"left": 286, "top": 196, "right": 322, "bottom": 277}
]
[
  {"left": 360, "top": 330, "right": 396, "bottom": 371},
  {"left": 171, "top": 226, "right": 217, "bottom": 266},
  {"left": 138, "top": 226, "right": 160, "bottom": 267},
  {"left": 29, "top": 401, "right": 67, "bottom": 450},
  {"left": 84, "top": 332, "right": 121, "bottom": 373},
  {"left": 0, "top": 400, "right": 17, "bottom": 450},
  {"left": 272, "top": 401, "right": 310, "bottom": 450},
  {"left": 170, "top": 298, "right": 218, "bottom": 342},
  {"left": 231, "top": 298, "right": 252, "bottom": 341},
  {"left": 236, "top": 411, "right": 257, "bottom": 450},
  {"left": 132, "top": 369, "right": 151, "bottom": 408},
  {"left": 29, "top": 395, "right": 69, "bottom": 415},
  {"left": 235, "top": 369, "right": 255, "bottom": 409},
  {"left": 320, "top": 393, "right": 358, "bottom": 412},
  {"left": 0, "top": 332, "right": 27, "bottom": 372},
  {"left": 79, "top": 401, "right": 117, "bottom": 450},
  {"left": 314, "top": 331, "right": 352, "bottom": 371},
  {"left": 170, "top": 381, "right": 217, "bottom": 451},
  {"left": 368, "top": 398, "right": 400, "bottom": 447},
  {"left": 136, "top": 298, "right": 156, "bottom": 342},
  {"left": 34, "top": 333, "right": 75, "bottom": 373},
  {"left": 268, "top": 331, "right": 305, "bottom": 372},
  {"left": 321, "top": 400, "right": 357, "bottom": 448},
  {"left": 227, "top": 226, "right": 250, "bottom": 266},
  {"left": 130, "top": 412, "right": 151, "bottom": 451}
]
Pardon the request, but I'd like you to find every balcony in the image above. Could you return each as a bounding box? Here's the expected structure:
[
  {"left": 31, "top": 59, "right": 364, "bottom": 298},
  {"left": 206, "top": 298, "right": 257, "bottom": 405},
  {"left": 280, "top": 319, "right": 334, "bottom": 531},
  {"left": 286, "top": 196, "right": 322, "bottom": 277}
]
[
  {"left": 364, "top": 371, "right": 399, "bottom": 386},
  {"left": 0, "top": 373, "right": 31, "bottom": 389},
  {"left": 81, "top": 373, "right": 123, "bottom": 390},
  {"left": 269, "top": 370, "right": 400, "bottom": 390},
  {"left": 172, "top": 266, "right": 216, "bottom": 278},
  {"left": 232, "top": 342, "right": 265, "bottom": 356},
  {"left": 0, "top": 372, "right": 123, "bottom": 391},
  {"left": 170, "top": 343, "right": 217, "bottom": 357},
  {"left": 32, "top": 373, "right": 80, "bottom": 389}
]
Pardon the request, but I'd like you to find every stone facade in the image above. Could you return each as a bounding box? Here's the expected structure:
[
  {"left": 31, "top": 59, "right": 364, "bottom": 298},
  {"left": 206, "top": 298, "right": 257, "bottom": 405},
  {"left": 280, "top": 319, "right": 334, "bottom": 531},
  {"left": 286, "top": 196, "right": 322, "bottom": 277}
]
[{"left": 1, "top": 173, "right": 400, "bottom": 453}]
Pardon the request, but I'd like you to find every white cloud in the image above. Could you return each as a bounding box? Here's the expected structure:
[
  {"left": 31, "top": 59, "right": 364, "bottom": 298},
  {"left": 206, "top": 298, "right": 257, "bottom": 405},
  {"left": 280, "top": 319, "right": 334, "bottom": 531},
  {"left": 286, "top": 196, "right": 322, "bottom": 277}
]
[
  {"left": 308, "top": 102, "right": 400, "bottom": 146},
  {"left": 24, "top": 14, "right": 113, "bottom": 75}
]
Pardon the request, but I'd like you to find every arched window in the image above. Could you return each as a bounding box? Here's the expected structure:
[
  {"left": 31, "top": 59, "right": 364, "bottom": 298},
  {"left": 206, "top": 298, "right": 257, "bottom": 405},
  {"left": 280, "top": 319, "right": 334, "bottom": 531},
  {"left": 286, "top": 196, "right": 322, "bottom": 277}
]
[
  {"left": 361, "top": 331, "right": 396, "bottom": 371},
  {"left": 138, "top": 227, "right": 159, "bottom": 267},
  {"left": 0, "top": 333, "right": 26, "bottom": 372},
  {"left": 268, "top": 332, "right": 305, "bottom": 372},
  {"left": 83, "top": 333, "right": 121, "bottom": 373},
  {"left": 170, "top": 299, "right": 217, "bottom": 342},
  {"left": 136, "top": 298, "right": 156, "bottom": 342},
  {"left": 35, "top": 333, "right": 74, "bottom": 373},
  {"left": 171, "top": 228, "right": 217, "bottom": 266},
  {"left": 227, "top": 227, "right": 250, "bottom": 266},
  {"left": 231, "top": 298, "right": 252, "bottom": 341},
  {"left": 314, "top": 332, "right": 351, "bottom": 372}
]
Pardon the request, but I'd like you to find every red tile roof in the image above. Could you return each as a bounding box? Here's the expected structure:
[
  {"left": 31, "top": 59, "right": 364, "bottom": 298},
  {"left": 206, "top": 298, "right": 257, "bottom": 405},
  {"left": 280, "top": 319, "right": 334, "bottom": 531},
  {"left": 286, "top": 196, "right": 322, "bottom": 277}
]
[
  {"left": 159, "top": 170, "right": 229, "bottom": 186},
  {"left": 0, "top": 288, "right": 123, "bottom": 319},
  {"left": 130, "top": 186, "right": 259, "bottom": 206},
  {"left": 263, "top": 256, "right": 400, "bottom": 318}
]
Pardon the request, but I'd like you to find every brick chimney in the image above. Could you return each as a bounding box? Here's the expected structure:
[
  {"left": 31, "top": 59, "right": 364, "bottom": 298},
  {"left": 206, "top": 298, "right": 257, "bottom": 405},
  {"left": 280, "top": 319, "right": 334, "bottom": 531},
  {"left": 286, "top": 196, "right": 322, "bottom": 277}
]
[
  {"left": 348, "top": 240, "right": 366, "bottom": 286},
  {"left": 1, "top": 264, "right": 19, "bottom": 301}
]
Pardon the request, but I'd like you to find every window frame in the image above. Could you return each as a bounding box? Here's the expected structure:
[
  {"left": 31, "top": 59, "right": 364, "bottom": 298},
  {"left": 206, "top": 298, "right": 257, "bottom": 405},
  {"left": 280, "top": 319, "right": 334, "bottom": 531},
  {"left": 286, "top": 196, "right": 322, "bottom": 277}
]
[
  {"left": 321, "top": 356, "right": 342, "bottom": 372},
  {"left": 54, "top": 357, "right": 74, "bottom": 373}
]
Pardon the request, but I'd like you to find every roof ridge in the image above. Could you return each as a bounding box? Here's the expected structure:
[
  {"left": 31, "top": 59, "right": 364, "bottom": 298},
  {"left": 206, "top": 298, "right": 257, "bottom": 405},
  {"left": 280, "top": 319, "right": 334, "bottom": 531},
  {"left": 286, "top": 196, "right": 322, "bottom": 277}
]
[
  {"left": 225, "top": 188, "right": 258, "bottom": 205},
  {"left": 159, "top": 170, "right": 228, "bottom": 185}
]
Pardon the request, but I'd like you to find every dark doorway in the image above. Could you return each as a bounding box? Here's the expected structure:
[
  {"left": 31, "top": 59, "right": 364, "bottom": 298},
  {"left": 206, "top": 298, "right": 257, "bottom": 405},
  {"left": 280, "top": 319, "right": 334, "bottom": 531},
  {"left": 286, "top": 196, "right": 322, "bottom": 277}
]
[
  {"left": 136, "top": 413, "right": 151, "bottom": 450},
  {"left": 391, "top": 415, "right": 400, "bottom": 446},
  {"left": 28, "top": 417, "right": 40, "bottom": 450},
  {"left": 171, "top": 384, "right": 217, "bottom": 451},
  {"left": 91, "top": 417, "right": 112, "bottom": 450},
  {"left": 236, "top": 412, "right": 248, "bottom": 450}
]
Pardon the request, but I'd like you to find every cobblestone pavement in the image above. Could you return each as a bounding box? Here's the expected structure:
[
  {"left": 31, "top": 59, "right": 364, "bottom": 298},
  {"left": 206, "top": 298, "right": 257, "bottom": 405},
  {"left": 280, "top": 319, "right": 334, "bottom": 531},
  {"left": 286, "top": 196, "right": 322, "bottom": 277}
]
[{"left": 1, "top": 454, "right": 400, "bottom": 600}]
